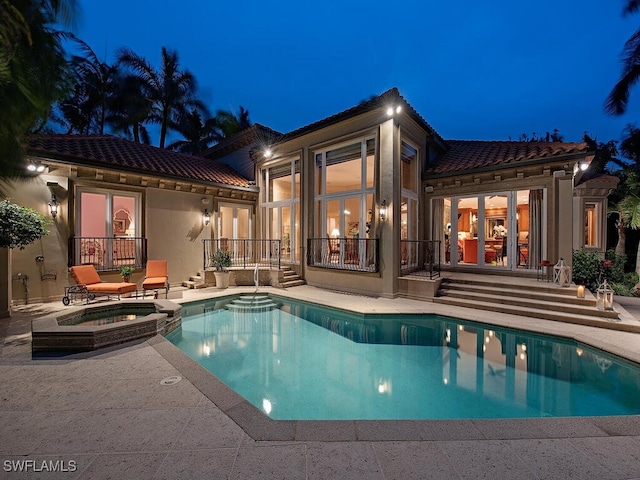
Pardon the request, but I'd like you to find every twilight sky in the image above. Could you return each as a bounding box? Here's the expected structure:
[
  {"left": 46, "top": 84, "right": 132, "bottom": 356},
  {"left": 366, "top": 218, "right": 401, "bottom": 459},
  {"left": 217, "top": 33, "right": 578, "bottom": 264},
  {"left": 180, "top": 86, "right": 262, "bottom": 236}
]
[{"left": 74, "top": 0, "right": 640, "bottom": 146}]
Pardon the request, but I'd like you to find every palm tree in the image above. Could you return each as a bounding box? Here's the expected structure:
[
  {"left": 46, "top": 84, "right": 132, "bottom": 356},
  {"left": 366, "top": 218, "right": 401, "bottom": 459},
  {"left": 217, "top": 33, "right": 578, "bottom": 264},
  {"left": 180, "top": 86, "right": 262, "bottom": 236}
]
[
  {"left": 0, "top": 0, "right": 77, "bottom": 177},
  {"left": 116, "top": 46, "right": 205, "bottom": 148},
  {"left": 167, "top": 109, "right": 221, "bottom": 154},
  {"left": 605, "top": 1, "right": 640, "bottom": 115},
  {"left": 214, "top": 106, "right": 252, "bottom": 139},
  {"left": 58, "top": 37, "right": 120, "bottom": 134},
  {"left": 106, "top": 73, "right": 152, "bottom": 144}
]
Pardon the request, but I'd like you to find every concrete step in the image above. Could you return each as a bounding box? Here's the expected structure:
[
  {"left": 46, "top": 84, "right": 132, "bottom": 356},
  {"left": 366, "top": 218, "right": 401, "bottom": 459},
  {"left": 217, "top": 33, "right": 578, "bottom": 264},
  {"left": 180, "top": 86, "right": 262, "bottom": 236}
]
[
  {"left": 433, "top": 296, "right": 638, "bottom": 333},
  {"left": 442, "top": 277, "right": 579, "bottom": 296},
  {"left": 438, "top": 288, "right": 614, "bottom": 319},
  {"left": 281, "top": 279, "right": 305, "bottom": 288},
  {"left": 225, "top": 294, "right": 280, "bottom": 312},
  {"left": 440, "top": 283, "right": 597, "bottom": 307},
  {"left": 181, "top": 279, "right": 206, "bottom": 289}
]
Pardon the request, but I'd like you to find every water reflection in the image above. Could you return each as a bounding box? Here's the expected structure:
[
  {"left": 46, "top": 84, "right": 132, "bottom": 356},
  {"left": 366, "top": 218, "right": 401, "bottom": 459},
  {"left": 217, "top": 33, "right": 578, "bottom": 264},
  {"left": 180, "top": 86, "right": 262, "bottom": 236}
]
[{"left": 169, "top": 296, "right": 640, "bottom": 419}]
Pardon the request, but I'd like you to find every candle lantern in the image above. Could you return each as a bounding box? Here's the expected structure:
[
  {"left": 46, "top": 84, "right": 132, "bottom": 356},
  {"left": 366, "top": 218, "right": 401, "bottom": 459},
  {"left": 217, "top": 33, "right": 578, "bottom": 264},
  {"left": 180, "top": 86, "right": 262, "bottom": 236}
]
[
  {"left": 553, "top": 257, "right": 571, "bottom": 287},
  {"left": 596, "top": 280, "right": 614, "bottom": 311},
  {"left": 576, "top": 284, "right": 585, "bottom": 299}
]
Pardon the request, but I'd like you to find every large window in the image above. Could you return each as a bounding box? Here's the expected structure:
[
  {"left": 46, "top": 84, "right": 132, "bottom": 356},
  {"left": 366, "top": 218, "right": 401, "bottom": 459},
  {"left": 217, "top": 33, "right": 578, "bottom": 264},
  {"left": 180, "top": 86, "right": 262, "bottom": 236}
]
[
  {"left": 435, "top": 189, "right": 544, "bottom": 271},
  {"left": 584, "top": 201, "right": 601, "bottom": 248},
  {"left": 313, "top": 137, "right": 376, "bottom": 270},
  {"left": 75, "top": 188, "right": 142, "bottom": 269},
  {"left": 262, "top": 158, "right": 301, "bottom": 263},
  {"left": 315, "top": 138, "right": 375, "bottom": 238},
  {"left": 401, "top": 141, "right": 419, "bottom": 267}
]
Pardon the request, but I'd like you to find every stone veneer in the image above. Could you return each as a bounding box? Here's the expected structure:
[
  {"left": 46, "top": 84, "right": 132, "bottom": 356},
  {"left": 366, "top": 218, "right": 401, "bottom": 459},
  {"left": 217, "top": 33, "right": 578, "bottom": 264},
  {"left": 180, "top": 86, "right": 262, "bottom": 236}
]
[{"left": 31, "top": 299, "right": 181, "bottom": 352}]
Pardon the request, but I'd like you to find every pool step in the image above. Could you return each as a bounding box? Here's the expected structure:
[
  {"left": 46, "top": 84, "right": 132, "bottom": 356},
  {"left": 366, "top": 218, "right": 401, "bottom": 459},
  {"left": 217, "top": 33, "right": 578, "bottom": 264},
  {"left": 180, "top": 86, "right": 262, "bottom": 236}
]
[{"left": 224, "top": 294, "right": 280, "bottom": 312}]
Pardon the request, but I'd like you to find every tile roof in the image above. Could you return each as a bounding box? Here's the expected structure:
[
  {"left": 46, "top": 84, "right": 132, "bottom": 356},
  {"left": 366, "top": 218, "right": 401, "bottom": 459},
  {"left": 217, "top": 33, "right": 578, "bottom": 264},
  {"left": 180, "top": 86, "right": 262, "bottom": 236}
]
[
  {"left": 279, "top": 87, "right": 447, "bottom": 146},
  {"left": 429, "top": 140, "right": 591, "bottom": 176},
  {"left": 27, "top": 134, "right": 252, "bottom": 189},
  {"left": 202, "top": 123, "right": 282, "bottom": 160}
]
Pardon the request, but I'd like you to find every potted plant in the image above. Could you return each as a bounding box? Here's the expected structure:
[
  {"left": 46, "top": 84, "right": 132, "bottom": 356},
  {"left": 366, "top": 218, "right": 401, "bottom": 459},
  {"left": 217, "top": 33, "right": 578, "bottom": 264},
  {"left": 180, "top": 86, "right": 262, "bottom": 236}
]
[
  {"left": 119, "top": 265, "right": 134, "bottom": 283},
  {"left": 210, "top": 249, "right": 232, "bottom": 288}
]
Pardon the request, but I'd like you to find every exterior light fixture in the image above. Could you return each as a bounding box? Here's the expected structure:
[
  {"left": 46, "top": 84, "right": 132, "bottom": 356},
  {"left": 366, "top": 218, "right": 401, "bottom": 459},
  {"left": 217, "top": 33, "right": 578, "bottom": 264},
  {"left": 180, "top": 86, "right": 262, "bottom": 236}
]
[
  {"left": 386, "top": 105, "right": 402, "bottom": 116},
  {"left": 264, "top": 148, "right": 272, "bottom": 159},
  {"left": 203, "top": 209, "right": 211, "bottom": 226},
  {"left": 386, "top": 107, "right": 394, "bottom": 116},
  {"left": 48, "top": 193, "right": 58, "bottom": 218},
  {"left": 27, "top": 162, "right": 45, "bottom": 173},
  {"left": 579, "top": 161, "right": 589, "bottom": 171},
  {"left": 379, "top": 199, "right": 387, "bottom": 221},
  {"left": 596, "top": 280, "right": 614, "bottom": 311}
]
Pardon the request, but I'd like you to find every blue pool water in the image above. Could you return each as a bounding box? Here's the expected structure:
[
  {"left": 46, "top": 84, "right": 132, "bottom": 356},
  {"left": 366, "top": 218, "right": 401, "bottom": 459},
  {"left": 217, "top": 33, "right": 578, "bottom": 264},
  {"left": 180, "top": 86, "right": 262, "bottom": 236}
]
[{"left": 166, "top": 295, "right": 640, "bottom": 420}]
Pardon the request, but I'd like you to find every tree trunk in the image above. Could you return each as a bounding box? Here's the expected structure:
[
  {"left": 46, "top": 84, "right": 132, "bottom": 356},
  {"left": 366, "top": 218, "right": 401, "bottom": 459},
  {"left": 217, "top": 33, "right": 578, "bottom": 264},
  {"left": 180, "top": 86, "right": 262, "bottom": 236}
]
[
  {"left": 0, "top": 248, "right": 11, "bottom": 318},
  {"left": 636, "top": 238, "right": 640, "bottom": 277},
  {"left": 615, "top": 220, "right": 626, "bottom": 257}
]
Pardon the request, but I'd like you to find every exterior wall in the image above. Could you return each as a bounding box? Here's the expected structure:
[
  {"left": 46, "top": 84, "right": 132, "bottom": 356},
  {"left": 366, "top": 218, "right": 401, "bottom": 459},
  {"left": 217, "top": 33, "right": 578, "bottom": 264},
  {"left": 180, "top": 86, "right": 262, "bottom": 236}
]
[
  {"left": 424, "top": 161, "right": 581, "bottom": 273},
  {"left": 5, "top": 172, "right": 73, "bottom": 305},
  {"left": 6, "top": 166, "right": 256, "bottom": 306},
  {"left": 255, "top": 108, "right": 432, "bottom": 298},
  {"left": 146, "top": 189, "right": 213, "bottom": 285}
]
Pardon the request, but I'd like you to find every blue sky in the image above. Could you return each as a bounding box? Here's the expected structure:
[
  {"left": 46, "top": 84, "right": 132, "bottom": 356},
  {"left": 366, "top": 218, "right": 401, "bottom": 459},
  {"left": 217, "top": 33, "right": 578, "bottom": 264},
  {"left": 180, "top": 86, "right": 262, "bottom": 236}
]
[{"left": 74, "top": 0, "right": 640, "bottom": 145}]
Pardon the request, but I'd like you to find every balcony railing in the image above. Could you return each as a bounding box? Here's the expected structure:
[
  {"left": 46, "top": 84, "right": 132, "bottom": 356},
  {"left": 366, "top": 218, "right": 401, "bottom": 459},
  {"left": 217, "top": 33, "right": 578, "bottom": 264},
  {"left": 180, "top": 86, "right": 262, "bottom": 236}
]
[
  {"left": 400, "top": 240, "right": 441, "bottom": 279},
  {"left": 306, "top": 237, "right": 379, "bottom": 272},
  {"left": 68, "top": 236, "right": 147, "bottom": 272},
  {"left": 202, "top": 239, "right": 281, "bottom": 270}
]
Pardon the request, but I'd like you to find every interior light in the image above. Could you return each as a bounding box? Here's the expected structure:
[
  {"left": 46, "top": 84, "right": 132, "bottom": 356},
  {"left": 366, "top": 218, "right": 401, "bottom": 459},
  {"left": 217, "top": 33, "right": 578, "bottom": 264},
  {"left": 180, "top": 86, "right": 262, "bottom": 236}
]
[{"left": 331, "top": 228, "right": 340, "bottom": 238}]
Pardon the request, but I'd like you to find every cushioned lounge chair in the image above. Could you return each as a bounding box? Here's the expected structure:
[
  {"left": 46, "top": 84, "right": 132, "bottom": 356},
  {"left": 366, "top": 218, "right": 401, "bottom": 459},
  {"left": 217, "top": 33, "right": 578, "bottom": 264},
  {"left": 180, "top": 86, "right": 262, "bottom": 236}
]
[
  {"left": 63, "top": 265, "right": 137, "bottom": 305},
  {"left": 142, "top": 260, "right": 169, "bottom": 298}
]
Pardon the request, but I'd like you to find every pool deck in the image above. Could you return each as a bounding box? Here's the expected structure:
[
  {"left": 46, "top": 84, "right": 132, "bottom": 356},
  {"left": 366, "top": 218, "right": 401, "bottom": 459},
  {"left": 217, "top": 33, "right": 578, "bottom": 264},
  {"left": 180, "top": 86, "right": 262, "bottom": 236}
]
[{"left": 2, "top": 276, "right": 640, "bottom": 479}]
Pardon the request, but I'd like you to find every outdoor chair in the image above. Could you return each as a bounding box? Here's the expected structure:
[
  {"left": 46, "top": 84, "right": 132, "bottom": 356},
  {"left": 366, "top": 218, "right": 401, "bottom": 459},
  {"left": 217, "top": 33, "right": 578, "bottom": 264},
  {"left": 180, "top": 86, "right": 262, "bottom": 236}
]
[
  {"left": 142, "top": 260, "right": 169, "bottom": 298},
  {"left": 63, "top": 265, "right": 137, "bottom": 305}
]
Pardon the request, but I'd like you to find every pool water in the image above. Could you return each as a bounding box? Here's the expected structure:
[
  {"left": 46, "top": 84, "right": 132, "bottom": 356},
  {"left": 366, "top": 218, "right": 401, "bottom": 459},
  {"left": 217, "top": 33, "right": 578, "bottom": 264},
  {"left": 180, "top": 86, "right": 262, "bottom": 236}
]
[
  {"left": 166, "top": 295, "right": 640, "bottom": 420},
  {"left": 59, "top": 307, "right": 156, "bottom": 326}
]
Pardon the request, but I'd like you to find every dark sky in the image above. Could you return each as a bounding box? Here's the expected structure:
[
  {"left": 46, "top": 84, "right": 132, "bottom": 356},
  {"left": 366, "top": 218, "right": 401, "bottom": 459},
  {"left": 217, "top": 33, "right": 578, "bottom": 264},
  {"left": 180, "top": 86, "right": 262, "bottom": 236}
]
[{"left": 76, "top": 0, "right": 640, "bottom": 145}]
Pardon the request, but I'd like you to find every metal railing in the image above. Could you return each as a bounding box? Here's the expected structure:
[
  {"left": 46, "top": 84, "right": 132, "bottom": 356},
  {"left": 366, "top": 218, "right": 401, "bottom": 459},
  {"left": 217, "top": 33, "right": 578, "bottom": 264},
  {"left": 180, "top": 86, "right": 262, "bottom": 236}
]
[
  {"left": 400, "top": 240, "right": 441, "bottom": 279},
  {"left": 306, "top": 237, "right": 379, "bottom": 272},
  {"left": 202, "top": 239, "right": 282, "bottom": 270},
  {"left": 68, "top": 236, "right": 147, "bottom": 272}
]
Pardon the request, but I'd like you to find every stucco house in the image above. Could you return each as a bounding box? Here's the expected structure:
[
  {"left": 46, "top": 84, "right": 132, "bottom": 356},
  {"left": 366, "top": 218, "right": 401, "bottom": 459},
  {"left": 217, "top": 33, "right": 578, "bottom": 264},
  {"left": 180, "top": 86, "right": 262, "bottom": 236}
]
[{"left": 2, "top": 87, "right": 618, "bottom": 313}]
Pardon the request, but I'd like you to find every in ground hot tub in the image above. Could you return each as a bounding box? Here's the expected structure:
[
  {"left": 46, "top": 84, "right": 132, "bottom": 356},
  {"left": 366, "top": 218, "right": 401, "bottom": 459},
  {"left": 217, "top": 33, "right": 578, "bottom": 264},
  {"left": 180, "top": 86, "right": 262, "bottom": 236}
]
[{"left": 31, "top": 299, "right": 182, "bottom": 352}]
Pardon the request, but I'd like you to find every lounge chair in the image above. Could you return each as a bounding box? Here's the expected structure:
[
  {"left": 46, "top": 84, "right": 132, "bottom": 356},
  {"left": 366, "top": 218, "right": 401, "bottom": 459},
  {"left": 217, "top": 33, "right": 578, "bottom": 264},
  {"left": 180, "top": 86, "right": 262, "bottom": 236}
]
[
  {"left": 63, "top": 265, "right": 137, "bottom": 305},
  {"left": 142, "top": 260, "right": 169, "bottom": 298}
]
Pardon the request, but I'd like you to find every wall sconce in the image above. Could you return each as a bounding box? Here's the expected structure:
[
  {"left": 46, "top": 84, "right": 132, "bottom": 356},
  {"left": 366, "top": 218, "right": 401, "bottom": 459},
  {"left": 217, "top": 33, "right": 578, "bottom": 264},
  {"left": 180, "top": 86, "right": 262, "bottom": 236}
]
[
  {"left": 379, "top": 199, "right": 387, "bottom": 222},
  {"left": 48, "top": 193, "right": 58, "bottom": 218},
  {"left": 203, "top": 209, "right": 210, "bottom": 226}
]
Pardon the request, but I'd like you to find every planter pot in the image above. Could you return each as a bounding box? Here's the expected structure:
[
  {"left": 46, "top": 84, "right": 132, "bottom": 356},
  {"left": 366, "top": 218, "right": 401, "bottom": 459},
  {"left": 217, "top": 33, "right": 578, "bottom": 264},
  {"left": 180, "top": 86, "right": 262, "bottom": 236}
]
[
  {"left": 214, "top": 271, "right": 230, "bottom": 289},
  {"left": 122, "top": 276, "right": 130, "bottom": 283}
]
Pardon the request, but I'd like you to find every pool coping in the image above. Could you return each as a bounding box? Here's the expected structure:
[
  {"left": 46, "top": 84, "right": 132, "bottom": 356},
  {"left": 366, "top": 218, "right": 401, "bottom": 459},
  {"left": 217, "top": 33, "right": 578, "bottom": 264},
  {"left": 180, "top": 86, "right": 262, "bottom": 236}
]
[
  {"left": 31, "top": 299, "right": 182, "bottom": 352},
  {"left": 152, "top": 288, "right": 640, "bottom": 442}
]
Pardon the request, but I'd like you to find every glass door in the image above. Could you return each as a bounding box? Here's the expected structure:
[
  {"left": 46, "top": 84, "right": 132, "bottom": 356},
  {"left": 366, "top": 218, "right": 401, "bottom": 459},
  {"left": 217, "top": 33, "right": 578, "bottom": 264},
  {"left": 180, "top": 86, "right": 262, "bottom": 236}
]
[{"left": 219, "top": 204, "right": 252, "bottom": 259}]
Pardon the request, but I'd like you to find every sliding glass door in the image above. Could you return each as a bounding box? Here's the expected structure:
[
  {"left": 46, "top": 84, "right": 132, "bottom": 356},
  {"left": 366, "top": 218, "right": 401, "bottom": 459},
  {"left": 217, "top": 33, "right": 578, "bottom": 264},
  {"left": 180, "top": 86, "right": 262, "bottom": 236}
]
[{"left": 438, "top": 189, "right": 544, "bottom": 271}]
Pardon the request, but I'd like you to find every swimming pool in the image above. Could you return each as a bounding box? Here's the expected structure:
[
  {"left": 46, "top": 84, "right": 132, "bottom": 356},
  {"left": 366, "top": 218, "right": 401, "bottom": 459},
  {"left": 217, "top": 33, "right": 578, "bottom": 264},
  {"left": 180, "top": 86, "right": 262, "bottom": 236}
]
[{"left": 166, "top": 294, "right": 640, "bottom": 420}]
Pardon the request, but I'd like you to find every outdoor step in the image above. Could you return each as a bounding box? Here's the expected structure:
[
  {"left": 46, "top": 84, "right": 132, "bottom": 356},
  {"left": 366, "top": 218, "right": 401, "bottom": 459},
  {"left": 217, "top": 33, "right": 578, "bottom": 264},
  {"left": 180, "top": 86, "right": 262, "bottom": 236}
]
[
  {"left": 438, "top": 288, "right": 612, "bottom": 318},
  {"left": 441, "top": 283, "right": 596, "bottom": 306},
  {"left": 181, "top": 280, "right": 207, "bottom": 289},
  {"left": 441, "top": 277, "right": 579, "bottom": 296},
  {"left": 433, "top": 297, "right": 639, "bottom": 333},
  {"left": 281, "top": 279, "right": 305, "bottom": 288}
]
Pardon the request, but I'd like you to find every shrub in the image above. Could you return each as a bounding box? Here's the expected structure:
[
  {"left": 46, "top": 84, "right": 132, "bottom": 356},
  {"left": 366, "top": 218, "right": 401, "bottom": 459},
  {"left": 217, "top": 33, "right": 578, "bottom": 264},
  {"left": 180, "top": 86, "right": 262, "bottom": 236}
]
[
  {"left": 210, "top": 249, "right": 232, "bottom": 271},
  {"left": 0, "top": 200, "right": 49, "bottom": 249}
]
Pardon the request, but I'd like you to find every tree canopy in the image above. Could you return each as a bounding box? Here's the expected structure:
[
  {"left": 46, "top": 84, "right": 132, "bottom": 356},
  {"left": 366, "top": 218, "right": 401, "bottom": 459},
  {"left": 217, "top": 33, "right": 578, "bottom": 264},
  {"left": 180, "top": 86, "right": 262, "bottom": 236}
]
[{"left": 0, "top": 200, "right": 48, "bottom": 249}]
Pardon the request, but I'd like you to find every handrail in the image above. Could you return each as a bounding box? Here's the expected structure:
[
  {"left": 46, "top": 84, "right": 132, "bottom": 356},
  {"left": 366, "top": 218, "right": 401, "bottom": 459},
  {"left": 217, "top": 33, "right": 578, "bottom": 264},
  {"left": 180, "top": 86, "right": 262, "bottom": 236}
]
[
  {"left": 400, "top": 240, "right": 441, "bottom": 279},
  {"left": 202, "top": 239, "right": 281, "bottom": 270},
  {"left": 306, "top": 237, "right": 378, "bottom": 272},
  {"left": 68, "top": 236, "right": 147, "bottom": 272}
]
